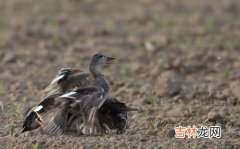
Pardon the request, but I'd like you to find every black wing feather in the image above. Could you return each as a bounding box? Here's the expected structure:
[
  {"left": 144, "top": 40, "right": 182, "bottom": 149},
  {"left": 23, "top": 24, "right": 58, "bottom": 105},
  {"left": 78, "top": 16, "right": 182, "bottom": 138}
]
[{"left": 21, "top": 109, "right": 40, "bottom": 133}]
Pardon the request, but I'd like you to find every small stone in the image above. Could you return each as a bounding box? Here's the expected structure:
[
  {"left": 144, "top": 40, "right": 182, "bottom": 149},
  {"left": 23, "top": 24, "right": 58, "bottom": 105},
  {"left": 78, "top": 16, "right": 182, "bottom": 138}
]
[
  {"left": 20, "top": 105, "right": 32, "bottom": 116},
  {"left": 144, "top": 40, "right": 155, "bottom": 52},
  {"left": 172, "top": 58, "right": 182, "bottom": 68},
  {"left": 206, "top": 112, "right": 222, "bottom": 123},
  {"left": 166, "top": 129, "right": 175, "bottom": 138},
  {"left": 155, "top": 71, "right": 193, "bottom": 97},
  {"left": 13, "top": 133, "right": 19, "bottom": 137},
  {"left": 32, "top": 140, "right": 37, "bottom": 144},
  {"left": 2, "top": 53, "right": 17, "bottom": 63},
  {"left": 24, "top": 131, "right": 35, "bottom": 137},
  {"left": 230, "top": 81, "right": 240, "bottom": 98},
  {"left": 223, "top": 142, "right": 234, "bottom": 149}
]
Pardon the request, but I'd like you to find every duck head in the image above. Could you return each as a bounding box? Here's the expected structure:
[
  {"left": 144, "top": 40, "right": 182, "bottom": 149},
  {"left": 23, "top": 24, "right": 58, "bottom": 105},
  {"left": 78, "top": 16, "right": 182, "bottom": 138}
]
[{"left": 90, "top": 54, "right": 115, "bottom": 67}]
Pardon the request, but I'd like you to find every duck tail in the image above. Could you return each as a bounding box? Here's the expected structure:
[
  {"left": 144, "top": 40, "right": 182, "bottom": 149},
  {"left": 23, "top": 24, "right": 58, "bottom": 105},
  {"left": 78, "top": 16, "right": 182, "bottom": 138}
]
[
  {"left": 102, "top": 97, "right": 138, "bottom": 112},
  {"left": 121, "top": 106, "right": 138, "bottom": 112}
]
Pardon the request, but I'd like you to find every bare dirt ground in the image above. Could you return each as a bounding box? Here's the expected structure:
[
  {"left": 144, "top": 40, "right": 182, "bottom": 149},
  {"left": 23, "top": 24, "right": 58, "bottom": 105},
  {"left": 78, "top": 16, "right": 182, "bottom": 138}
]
[{"left": 0, "top": 0, "right": 240, "bottom": 148}]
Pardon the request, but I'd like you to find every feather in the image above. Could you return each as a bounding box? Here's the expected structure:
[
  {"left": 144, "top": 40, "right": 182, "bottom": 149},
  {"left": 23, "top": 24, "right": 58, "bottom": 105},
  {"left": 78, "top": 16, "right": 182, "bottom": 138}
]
[
  {"left": 59, "top": 91, "right": 77, "bottom": 99},
  {"left": 21, "top": 108, "right": 40, "bottom": 133},
  {"left": 37, "top": 103, "right": 70, "bottom": 134},
  {"left": 33, "top": 105, "right": 43, "bottom": 112},
  {"left": 50, "top": 74, "right": 65, "bottom": 84},
  {"left": 43, "top": 68, "right": 92, "bottom": 96}
]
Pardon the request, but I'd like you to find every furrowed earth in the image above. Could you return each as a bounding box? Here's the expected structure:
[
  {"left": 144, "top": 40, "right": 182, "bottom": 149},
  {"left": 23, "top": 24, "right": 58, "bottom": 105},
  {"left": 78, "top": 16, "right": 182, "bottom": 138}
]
[{"left": 0, "top": 0, "right": 240, "bottom": 148}]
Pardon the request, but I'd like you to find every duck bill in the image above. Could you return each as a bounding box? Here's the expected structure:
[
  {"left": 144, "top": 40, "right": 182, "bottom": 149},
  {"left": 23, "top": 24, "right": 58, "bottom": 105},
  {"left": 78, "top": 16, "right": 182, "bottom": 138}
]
[{"left": 106, "top": 57, "right": 115, "bottom": 64}]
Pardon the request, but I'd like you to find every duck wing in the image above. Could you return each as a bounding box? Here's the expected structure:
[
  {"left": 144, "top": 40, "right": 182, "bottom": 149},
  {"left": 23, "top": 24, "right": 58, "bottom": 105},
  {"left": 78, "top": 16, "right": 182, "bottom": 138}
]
[
  {"left": 21, "top": 95, "right": 70, "bottom": 134},
  {"left": 33, "top": 87, "right": 104, "bottom": 134},
  {"left": 44, "top": 68, "right": 92, "bottom": 96},
  {"left": 37, "top": 103, "right": 70, "bottom": 134},
  {"left": 21, "top": 94, "right": 60, "bottom": 133},
  {"left": 57, "top": 87, "right": 105, "bottom": 112},
  {"left": 56, "top": 87, "right": 106, "bottom": 135}
]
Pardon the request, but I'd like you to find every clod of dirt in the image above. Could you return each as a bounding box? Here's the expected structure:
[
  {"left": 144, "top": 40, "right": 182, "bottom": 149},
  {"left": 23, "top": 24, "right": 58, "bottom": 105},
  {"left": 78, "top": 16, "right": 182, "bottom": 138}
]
[
  {"left": 206, "top": 111, "right": 224, "bottom": 124},
  {"left": 156, "top": 71, "right": 193, "bottom": 97},
  {"left": 19, "top": 104, "right": 32, "bottom": 116},
  {"left": 156, "top": 71, "right": 181, "bottom": 96},
  {"left": 233, "top": 57, "right": 240, "bottom": 68},
  {"left": 2, "top": 52, "right": 17, "bottom": 64},
  {"left": 230, "top": 81, "right": 240, "bottom": 98},
  {"left": 223, "top": 142, "right": 234, "bottom": 149},
  {"left": 166, "top": 129, "right": 175, "bottom": 138},
  {"left": 144, "top": 40, "right": 155, "bottom": 52},
  {"left": 23, "top": 131, "right": 35, "bottom": 137},
  {"left": 207, "top": 81, "right": 230, "bottom": 99},
  {"left": 147, "top": 130, "right": 158, "bottom": 136}
]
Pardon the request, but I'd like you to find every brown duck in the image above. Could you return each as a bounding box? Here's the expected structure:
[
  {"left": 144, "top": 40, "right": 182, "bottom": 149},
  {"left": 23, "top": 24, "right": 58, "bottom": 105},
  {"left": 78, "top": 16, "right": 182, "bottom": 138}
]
[{"left": 21, "top": 54, "right": 137, "bottom": 135}]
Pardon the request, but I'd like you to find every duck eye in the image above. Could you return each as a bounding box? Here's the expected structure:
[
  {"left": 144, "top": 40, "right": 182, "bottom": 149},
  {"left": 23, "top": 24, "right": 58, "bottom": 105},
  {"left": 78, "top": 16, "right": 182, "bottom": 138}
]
[{"left": 94, "top": 54, "right": 103, "bottom": 59}]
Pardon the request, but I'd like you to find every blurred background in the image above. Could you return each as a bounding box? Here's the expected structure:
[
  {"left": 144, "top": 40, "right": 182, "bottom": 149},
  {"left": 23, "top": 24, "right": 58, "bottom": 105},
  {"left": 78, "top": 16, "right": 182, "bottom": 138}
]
[{"left": 0, "top": 0, "right": 240, "bottom": 148}]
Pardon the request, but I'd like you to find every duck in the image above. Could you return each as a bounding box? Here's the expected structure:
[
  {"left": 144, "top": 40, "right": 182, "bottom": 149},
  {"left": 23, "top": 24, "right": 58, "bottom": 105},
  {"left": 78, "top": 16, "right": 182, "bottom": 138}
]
[{"left": 21, "top": 54, "right": 137, "bottom": 134}]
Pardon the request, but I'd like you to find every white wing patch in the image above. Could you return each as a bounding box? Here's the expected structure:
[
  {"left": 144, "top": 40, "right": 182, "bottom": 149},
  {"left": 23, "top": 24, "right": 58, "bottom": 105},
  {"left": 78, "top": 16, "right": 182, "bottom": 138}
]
[
  {"left": 59, "top": 92, "right": 77, "bottom": 98},
  {"left": 33, "top": 105, "right": 43, "bottom": 112},
  {"left": 50, "top": 74, "right": 65, "bottom": 84}
]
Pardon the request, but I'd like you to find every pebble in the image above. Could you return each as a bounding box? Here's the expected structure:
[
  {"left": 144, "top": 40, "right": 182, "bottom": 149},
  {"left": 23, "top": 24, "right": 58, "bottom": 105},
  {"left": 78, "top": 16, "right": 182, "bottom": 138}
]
[
  {"left": 2, "top": 53, "right": 17, "bottom": 63},
  {"left": 166, "top": 129, "right": 175, "bottom": 138},
  {"left": 206, "top": 111, "right": 222, "bottom": 123}
]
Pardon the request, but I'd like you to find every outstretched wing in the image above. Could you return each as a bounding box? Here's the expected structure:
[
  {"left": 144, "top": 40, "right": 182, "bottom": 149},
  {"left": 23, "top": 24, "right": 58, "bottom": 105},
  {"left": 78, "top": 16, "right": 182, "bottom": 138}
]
[
  {"left": 30, "top": 95, "right": 69, "bottom": 134},
  {"left": 36, "top": 103, "right": 70, "bottom": 134},
  {"left": 21, "top": 94, "right": 63, "bottom": 134},
  {"left": 44, "top": 68, "right": 92, "bottom": 96},
  {"left": 35, "top": 87, "right": 105, "bottom": 134}
]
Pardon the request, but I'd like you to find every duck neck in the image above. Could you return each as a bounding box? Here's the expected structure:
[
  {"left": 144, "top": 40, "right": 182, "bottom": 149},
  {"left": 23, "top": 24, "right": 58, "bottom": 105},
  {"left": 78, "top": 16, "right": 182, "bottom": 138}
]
[{"left": 90, "top": 65, "right": 110, "bottom": 93}]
